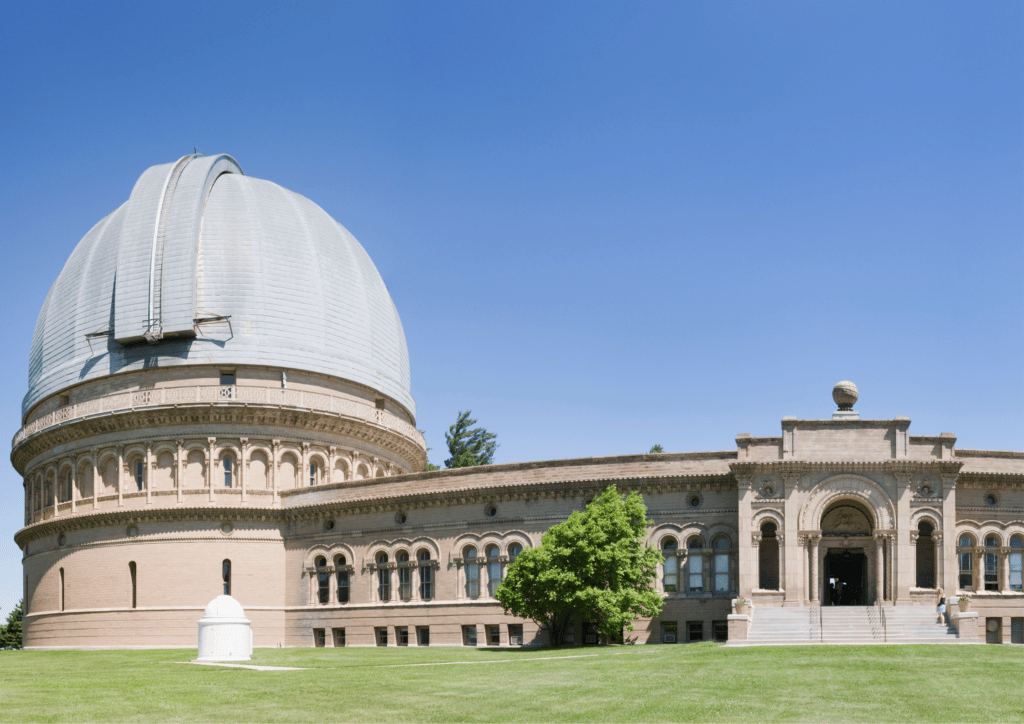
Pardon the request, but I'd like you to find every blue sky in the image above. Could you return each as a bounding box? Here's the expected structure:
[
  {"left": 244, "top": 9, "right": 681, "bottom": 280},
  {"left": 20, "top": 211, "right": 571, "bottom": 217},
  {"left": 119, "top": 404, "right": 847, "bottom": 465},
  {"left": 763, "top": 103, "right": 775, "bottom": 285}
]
[{"left": 0, "top": 2, "right": 1020, "bottom": 619}]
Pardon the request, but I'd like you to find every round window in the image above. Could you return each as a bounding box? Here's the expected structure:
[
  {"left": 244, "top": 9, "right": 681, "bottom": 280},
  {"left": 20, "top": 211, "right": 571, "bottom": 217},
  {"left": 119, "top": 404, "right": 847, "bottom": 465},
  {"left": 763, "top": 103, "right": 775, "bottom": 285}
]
[
  {"left": 324, "top": 519, "right": 335, "bottom": 531},
  {"left": 395, "top": 511, "right": 407, "bottom": 525},
  {"left": 485, "top": 504, "right": 497, "bottom": 518},
  {"left": 985, "top": 493, "right": 998, "bottom": 506},
  {"left": 688, "top": 495, "right": 702, "bottom": 509}
]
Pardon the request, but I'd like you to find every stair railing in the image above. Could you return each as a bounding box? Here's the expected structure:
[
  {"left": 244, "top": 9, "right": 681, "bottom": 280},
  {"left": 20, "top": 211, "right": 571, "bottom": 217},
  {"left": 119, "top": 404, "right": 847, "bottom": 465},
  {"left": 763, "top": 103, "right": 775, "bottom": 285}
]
[
  {"left": 819, "top": 603, "right": 823, "bottom": 643},
  {"left": 877, "top": 602, "right": 887, "bottom": 643}
]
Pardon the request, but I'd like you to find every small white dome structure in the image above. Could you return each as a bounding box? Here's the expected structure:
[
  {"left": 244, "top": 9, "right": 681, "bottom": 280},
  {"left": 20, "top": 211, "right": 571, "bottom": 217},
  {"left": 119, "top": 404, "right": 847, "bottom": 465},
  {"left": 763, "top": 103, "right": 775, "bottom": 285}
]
[{"left": 197, "top": 595, "right": 253, "bottom": 661}]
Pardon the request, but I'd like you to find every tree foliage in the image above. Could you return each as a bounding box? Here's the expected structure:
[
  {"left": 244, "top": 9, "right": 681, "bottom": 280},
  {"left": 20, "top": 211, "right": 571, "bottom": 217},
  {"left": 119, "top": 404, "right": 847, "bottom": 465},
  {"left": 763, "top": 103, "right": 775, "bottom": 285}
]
[
  {"left": 649, "top": 444, "right": 664, "bottom": 453},
  {"left": 0, "top": 599, "right": 23, "bottom": 650},
  {"left": 444, "top": 411, "right": 498, "bottom": 468},
  {"left": 495, "top": 486, "right": 663, "bottom": 646}
]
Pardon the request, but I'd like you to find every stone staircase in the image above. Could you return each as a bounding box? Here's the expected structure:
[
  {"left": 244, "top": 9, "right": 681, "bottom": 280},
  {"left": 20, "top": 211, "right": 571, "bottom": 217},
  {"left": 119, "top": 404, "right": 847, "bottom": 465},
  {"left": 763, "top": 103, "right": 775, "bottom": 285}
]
[{"left": 733, "top": 605, "right": 974, "bottom": 645}]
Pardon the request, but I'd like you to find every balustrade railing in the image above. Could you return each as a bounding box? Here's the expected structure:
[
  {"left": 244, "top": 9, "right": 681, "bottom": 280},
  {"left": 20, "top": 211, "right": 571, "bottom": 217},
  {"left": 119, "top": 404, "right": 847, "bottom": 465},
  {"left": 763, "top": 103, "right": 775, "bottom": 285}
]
[{"left": 14, "top": 385, "right": 423, "bottom": 449}]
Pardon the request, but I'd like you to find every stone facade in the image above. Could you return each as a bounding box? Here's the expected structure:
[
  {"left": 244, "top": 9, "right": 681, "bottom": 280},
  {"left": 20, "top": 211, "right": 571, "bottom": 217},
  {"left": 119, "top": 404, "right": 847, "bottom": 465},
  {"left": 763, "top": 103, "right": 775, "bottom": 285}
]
[
  {"left": 13, "top": 155, "right": 1024, "bottom": 649},
  {"left": 16, "top": 384, "right": 1024, "bottom": 647}
]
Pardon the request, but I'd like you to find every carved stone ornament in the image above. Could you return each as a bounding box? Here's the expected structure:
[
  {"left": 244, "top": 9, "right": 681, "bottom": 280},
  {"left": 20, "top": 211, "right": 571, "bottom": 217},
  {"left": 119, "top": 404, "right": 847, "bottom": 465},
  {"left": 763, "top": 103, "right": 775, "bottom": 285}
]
[{"left": 820, "top": 504, "right": 872, "bottom": 536}]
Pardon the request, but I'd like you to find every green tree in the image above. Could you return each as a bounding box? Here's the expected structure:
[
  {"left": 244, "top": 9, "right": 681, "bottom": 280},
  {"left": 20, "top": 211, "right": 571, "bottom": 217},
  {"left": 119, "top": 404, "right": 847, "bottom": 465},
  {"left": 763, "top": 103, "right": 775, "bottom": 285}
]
[
  {"left": 444, "top": 411, "right": 498, "bottom": 468},
  {"left": 649, "top": 444, "right": 664, "bottom": 453},
  {"left": 423, "top": 463, "right": 440, "bottom": 472},
  {"left": 0, "top": 599, "right": 23, "bottom": 650},
  {"left": 495, "top": 486, "right": 664, "bottom": 646}
]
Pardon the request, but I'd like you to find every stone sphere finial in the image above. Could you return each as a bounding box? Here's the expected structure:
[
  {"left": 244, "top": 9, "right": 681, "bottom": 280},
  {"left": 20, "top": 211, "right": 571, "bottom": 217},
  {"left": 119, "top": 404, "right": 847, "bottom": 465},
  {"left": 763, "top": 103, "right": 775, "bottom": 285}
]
[{"left": 832, "top": 380, "right": 859, "bottom": 411}]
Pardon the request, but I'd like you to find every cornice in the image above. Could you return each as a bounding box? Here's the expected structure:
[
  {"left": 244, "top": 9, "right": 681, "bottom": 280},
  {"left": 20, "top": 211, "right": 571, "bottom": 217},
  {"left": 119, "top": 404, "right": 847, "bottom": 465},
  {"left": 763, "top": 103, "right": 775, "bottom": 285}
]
[
  {"left": 11, "top": 403, "right": 426, "bottom": 473},
  {"left": 730, "top": 460, "right": 964, "bottom": 476},
  {"left": 14, "top": 473, "right": 737, "bottom": 547}
]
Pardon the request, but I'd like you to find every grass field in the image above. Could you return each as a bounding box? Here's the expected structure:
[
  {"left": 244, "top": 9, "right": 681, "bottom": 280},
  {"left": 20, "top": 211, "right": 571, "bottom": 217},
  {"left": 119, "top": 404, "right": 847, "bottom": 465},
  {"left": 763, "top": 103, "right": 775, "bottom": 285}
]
[{"left": 1, "top": 644, "right": 1021, "bottom": 723}]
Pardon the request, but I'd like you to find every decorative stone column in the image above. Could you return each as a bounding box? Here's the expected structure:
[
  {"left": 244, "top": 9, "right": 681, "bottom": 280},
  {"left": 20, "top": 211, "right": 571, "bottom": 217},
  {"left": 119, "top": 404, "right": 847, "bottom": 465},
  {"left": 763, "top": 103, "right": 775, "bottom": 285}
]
[
  {"left": 874, "top": 533, "right": 886, "bottom": 603},
  {"left": 1000, "top": 547, "right": 1010, "bottom": 592},
  {"left": 271, "top": 439, "right": 280, "bottom": 504},
  {"left": 750, "top": 532, "right": 761, "bottom": 592},
  {"left": 175, "top": 440, "right": 184, "bottom": 504},
  {"left": 69, "top": 463, "right": 76, "bottom": 514},
  {"left": 809, "top": 535, "right": 820, "bottom": 603},
  {"left": 207, "top": 437, "right": 216, "bottom": 502},
  {"left": 974, "top": 550, "right": 984, "bottom": 592},
  {"left": 238, "top": 438, "right": 247, "bottom": 501},
  {"left": 116, "top": 446, "right": 124, "bottom": 507},
  {"left": 145, "top": 443, "right": 152, "bottom": 504},
  {"left": 933, "top": 532, "right": 943, "bottom": 594},
  {"left": 939, "top": 472, "right": 960, "bottom": 595},
  {"left": 91, "top": 450, "right": 99, "bottom": 508}
]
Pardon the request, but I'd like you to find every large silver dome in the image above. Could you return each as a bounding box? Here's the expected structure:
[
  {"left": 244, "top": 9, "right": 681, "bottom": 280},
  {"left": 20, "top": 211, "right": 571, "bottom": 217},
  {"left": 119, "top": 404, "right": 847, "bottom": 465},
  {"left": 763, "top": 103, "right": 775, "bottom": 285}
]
[{"left": 25, "top": 154, "right": 413, "bottom": 419}]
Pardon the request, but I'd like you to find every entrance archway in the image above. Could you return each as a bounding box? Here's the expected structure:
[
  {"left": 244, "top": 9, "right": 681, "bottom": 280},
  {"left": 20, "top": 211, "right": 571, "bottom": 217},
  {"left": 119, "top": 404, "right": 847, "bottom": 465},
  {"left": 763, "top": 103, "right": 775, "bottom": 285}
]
[{"left": 820, "top": 499, "right": 875, "bottom": 605}]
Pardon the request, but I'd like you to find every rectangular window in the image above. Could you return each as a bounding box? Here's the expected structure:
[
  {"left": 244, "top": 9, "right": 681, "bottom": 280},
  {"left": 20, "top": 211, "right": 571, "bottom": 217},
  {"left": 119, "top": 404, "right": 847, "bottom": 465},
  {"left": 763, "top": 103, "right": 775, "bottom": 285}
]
[
  {"left": 689, "top": 556, "right": 703, "bottom": 592},
  {"left": 660, "top": 621, "right": 678, "bottom": 644},
  {"left": 419, "top": 565, "right": 433, "bottom": 600},
  {"left": 396, "top": 626, "right": 408, "bottom": 646},
  {"left": 313, "top": 628, "right": 325, "bottom": 647},
  {"left": 687, "top": 621, "right": 704, "bottom": 642},
  {"left": 1011, "top": 618, "right": 1023, "bottom": 645},
  {"left": 135, "top": 461, "right": 144, "bottom": 491},
  {"left": 714, "top": 553, "right": 729, "bottom": 593},
  {"left": 378, "top": 569, "right": 390, "bottom": 602},
  {"left": 1010, "top": 553, "right": 1022, "bottom": 591},
  {"left": 376, "top": 627, "right": 388, "bottom": 647},
  {"left": 508, "top": 624, "right": 523, "bottom": 646},
  {"left": 465, "top": 563, "right": 480, "bottom": 599},
  {"left": 333, "top": 628, "right": 346, "bottom": 647},
  {"left": 336, "top": 570, "right": 349, "bottom": 603},
  {"left": 712, "top": 620, "right": 729, "bottom": 643},
  {"left": 417, "top": 626, "right": 430, "bottom": 646},
  {"left": 398, "top": 567, "right": 412, "bottom": 601},
  {"left": 959, "top": 552, "right": 973, "bottom": 590},
  {"left": 985, "top": 553, "right": 999, "bottom": 591},
  {"left": 488, "top": 625, "right": 501, "bottom": 646},
  {"left": 219, "top": 372, "right": 235, "bottom": 399},
  {"left": 462, "top": 625, "right": 477, "bottom": 646}
]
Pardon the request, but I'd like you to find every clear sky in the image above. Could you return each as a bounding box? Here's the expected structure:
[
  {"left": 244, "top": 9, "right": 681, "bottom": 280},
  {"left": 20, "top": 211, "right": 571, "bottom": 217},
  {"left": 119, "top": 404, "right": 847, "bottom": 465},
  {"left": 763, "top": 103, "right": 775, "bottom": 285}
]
[{"left": 0, "top": 2, "right": 1021, "bottom": 620}]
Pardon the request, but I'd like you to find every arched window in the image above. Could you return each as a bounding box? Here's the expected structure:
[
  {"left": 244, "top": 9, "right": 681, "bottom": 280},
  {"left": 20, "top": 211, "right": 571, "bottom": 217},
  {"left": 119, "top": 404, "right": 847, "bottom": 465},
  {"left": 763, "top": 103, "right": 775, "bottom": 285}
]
[
  {"left": 509, "top": 543, "right": 523, "bottom": 562},
  {"left": 984, "top": 535, "right": 1000, "bottom": 591},
  {"left": 134, "top": 459, "right": 145, "bottom": 491},
  {"left": 958, "top": 534, "right": 974, "bottom": 590},
  {"left": 222, "top": 456, "right": 233, "bottom": 488},
  {"left": 713, "top": 536, "right": 731, "bottom": 593},
  {"left": 376, "top": 553, "right": 390, "bottom": 602},
  {"left": 279, "top": 453, "right": 298, "bottom": 489},
  {"left": 464, "top": 547, "right": 479, "bottom": 599},
  {"left": 309, "top": 461, "right": 322, "bottom": 487},
  {"left": 397, "top": 551, "right": 412, "bottom": 601},
  {"left": 129, "top": 561, "right": 137, "bottom": 609},
  {"left": 1010, "top": 536, "right": 1023, "bottom": 591},
  {"left": 486, "top": 545, "right": 501, "bottom": 596},
  {"left": 315, "top": 556, "right": 330, "bottom": 604},
  {"left": 417, "top": 550, "right": 433, "bottom": 600},
  {"left": 335, "top": 555, "right": 349, "bottom": 603},
  {"left": 222, "top": 560, "right": 231, "bottom": 596},
  {"left": 248, "top": 450, "right": 268, "bottom": 489},
  {"left": 915, "top": 521, "right": 936, "bottom": 588},
  {"left": 661, "top": 539, "right": 678, "bottom": 592},
  {"left": 759, "top": 522, "right": 780, "bottom": 591},
  {"left": 59, "top": 567, "right": 65, "bottom": 611},
  {"left": 686, "top": 537, "right": 704, "bottom": 593}
]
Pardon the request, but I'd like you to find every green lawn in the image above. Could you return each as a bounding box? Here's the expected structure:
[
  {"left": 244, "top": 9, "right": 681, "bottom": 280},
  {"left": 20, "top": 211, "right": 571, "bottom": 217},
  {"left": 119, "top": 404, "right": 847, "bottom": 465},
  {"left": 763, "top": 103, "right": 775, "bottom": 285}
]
[{"left": 0, "top": 644, "right": 1020, "bottom": 723}]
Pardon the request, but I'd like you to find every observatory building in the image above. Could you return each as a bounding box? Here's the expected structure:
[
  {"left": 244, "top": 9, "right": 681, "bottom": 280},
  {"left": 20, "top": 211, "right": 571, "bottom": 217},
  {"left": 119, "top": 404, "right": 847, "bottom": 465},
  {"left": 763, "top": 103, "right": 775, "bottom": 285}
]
[{"left": 14, "top": 155, "right": 1024, "bottom": 648}]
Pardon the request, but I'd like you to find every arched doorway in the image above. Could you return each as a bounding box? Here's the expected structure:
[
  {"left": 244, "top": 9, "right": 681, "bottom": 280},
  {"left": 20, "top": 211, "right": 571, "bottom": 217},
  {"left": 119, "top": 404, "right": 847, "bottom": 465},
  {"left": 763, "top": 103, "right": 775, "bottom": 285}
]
[{"left": 820, "top": 500, "right": 873, "bottom": 606}]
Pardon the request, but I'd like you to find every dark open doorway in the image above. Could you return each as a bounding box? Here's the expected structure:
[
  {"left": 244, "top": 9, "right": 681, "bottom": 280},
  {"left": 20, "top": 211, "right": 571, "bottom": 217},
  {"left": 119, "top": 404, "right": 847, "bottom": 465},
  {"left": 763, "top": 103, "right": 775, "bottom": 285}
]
[{"left": 824, "top": 549, "right": 867, "bottom": 605}]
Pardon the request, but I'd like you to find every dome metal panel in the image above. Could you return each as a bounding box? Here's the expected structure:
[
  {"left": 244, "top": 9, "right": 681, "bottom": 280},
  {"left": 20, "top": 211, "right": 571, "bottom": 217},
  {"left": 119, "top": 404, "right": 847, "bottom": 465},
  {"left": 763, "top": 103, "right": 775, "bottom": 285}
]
[{"left": 24, "top": 155, "right": 414, "bottom": 419}]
